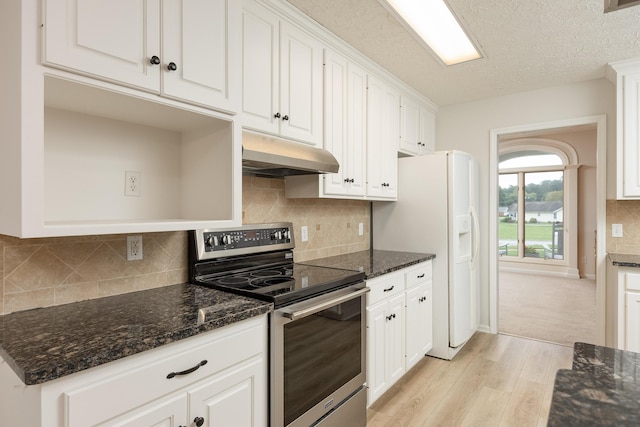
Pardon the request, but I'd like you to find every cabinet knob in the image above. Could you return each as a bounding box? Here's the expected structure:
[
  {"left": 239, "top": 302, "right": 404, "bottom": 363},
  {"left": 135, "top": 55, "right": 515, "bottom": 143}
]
[
  {"left": 282, "top": 115, "right": 289, "bottom": 121},
  {"left": 274, "top": 112, "right": 281, "bottom": 118},
  {"left": 167, "top": 62, "right": 178, "bottom": 71},
  {"left": 149, "top": 55, "right": 161, "bottom": 65},
  {"left": 194, "top": 417, "right": 205, "bottom": 427}
]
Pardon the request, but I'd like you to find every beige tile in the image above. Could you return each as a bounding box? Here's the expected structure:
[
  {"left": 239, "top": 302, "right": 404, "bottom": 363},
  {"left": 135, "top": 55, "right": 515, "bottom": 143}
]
[
  {"left": 47, "top": 241, "right": 101, "bottom": 269},
  {"left": 75, "top": 243, "right": 139, "bottom": 281},
  {"left": 5, "top": 288, "right": 55, "bottom": 313},
  {"left": 98, "top": 276, "right": 137, "bottom": 297},
  {"left": 134, "top": 272, "right": 169, "bottom": 291},
  {"left": 5, "top": 247, "right": 73, "bottom": 291},
  {"left": 167, "top": 268, "right": 188, "bottom": 285},
  {"left": 55, "top": 281, "right": 99, "bottom": 305}
]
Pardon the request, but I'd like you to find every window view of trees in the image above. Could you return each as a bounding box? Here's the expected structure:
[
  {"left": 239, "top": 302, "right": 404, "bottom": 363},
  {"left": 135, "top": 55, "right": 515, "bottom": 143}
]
[
  {"left": 499, "top": 178, "right": 563, "bottom": 206},
  {"left": 498, "top": 168, "right": 564, "bottom": 261}
]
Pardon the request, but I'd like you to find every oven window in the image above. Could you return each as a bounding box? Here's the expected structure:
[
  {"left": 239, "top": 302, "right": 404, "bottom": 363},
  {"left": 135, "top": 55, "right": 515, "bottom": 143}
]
[{"left": 283, "top": 297, "right": 362, "bottom": 425}]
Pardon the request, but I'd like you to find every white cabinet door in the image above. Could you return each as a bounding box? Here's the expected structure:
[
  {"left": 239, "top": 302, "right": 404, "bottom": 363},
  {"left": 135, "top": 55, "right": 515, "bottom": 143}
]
[
  {"left": 241, "top": 1, "right": 323, "bottom": 146},
  {"left": 189, "top": 357, "right": 266, "bottom": 427},
  {"left": 387, "top": 293, "right": 406, "bottom": 385},
  {"left": 161, "top": 0, "right": 238, "bottom": 111},
  {"left": 43, "top": 0, "right": 161, "bottom": 91},
  {"left": 400, "top": 95, "right": 435, "bottom": 156},
  {"left": 323, "top": 50, "right": 366, "bottom": 196},
  {"left": 43, "top": 0, "right": 237, "bottom": 111},
  {"left": 621, "top": 71, "right": 640, "bottom": 197},
  {"left": 367, "top": 75, "right": 399, "bottom": 199},
  {"left": 97, "top": 394, "right": 187, "bottom": 427},
  {"left": 400, "top": 95, "right": 421, "bottom": 155},
  {"left": 626, "top": 291, "right": 640, "bottom": 352},
  {"left": 419, "top": 108, "right": 436, "bottom": 154},
  {"left": 279, "top": 22, "right": 323, "bottom": 146},
  {"left": 405, "top": 282, "right": 433, "bottom": 371},
  {"left": 366, "top": 300, "right": 389, "bottom": 407},
  {"left": 241, "top": 1, "right": 280, "bottom": 135}
]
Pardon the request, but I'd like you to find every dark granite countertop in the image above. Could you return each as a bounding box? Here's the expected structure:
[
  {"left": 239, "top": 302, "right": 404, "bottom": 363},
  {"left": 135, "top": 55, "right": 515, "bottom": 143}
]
[
  {"left": 299, "top": 249, "right": 435, "bottom": 280},
  {"left": 608, "top": 253, "right": 640, "bottom": 268},
  {"left": 548, "top": 342, "right": 640, "bottom": 426},
  {"left": 0, "top": 283, "right": 272, "bottom": 385}
]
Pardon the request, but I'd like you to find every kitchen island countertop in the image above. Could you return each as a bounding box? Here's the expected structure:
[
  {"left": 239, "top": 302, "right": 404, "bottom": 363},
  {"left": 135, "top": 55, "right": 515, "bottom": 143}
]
[
  {"left": 0, "top": 283, "right": 272, "bottom": 385},
  {"left": 300, "top": 249, "right": 435, "bottom": 279},
  {"left": 608, "top": 253, "right": 640, "bottom": 268},
  {"left": 547, "top": 342, "right": 640, "bottom": 426}
]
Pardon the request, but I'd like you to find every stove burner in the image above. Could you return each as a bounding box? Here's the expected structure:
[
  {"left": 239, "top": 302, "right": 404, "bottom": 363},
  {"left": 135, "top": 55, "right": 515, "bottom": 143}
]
[
  {"left": 250, "top": 269, "right": 284, "bottom": 278},
  {"left": 217, "top": 276, "right": 251, "bottom": 285},
  {"left": 256, "top": 277, "right": 295, "bottom": 286}
]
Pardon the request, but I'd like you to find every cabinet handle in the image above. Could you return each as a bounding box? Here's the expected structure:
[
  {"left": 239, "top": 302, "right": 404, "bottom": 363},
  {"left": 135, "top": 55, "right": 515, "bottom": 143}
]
[
  {"left": 386, "top": 314, "right": 394, "bottom": 321},
  {"left": 383, "top": 285, "right": 394, "bottom": 292},
  {"left": 282, "top": 115, "right": 289, "bottom": 121},
  {"left": 166, "top": 360, "right": 207, "bottom": 379},
  {"left": 194, "top": 417, "right": 205, "bottom": 427},
  {"left": 274, "top": 112, "right": 281, "bottom": 118},
  {"left": 149, "top": 55, "right": 161, "bottom": 65},
  {"left": 167, "top": 62, "right": 178, "bottom": 71},
  {"left": 417, "top": 273, "right": 425, "bottom": 278}
]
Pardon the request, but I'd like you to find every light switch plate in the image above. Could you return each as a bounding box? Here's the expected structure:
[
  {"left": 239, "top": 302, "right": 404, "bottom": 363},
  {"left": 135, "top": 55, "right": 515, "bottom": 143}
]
[{"left": 612, "top": 223, "right": 623, "bottom": 238}]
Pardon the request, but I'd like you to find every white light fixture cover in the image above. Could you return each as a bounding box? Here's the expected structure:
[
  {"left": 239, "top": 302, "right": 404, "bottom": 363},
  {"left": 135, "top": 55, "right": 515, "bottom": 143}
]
[{"left": 380, "top": 0, "right": 482, "bottom": 66}]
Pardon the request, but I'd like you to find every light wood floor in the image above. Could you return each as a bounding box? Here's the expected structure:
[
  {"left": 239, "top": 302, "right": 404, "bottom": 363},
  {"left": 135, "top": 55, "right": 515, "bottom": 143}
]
[
  {"left": 366, "top": 332, "right": 572, "bottom": 427},
  {"left": 498, "top": 271, "right": 597, "bottom": 347}
]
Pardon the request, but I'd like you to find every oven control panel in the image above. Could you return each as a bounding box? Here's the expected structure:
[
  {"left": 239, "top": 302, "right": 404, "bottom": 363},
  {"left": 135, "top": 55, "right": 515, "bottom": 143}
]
[{"left": 194, "top": 223, "right": 295, "bottom": 260}]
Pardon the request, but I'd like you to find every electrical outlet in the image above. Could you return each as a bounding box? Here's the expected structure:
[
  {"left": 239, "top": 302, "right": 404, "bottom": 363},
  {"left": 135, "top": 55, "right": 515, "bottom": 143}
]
[
  {"left": 301, "top": 226, "right": 308, "bottom": 242},
  {"left": 127, "top": 235, "right": 143, "bottom": 261},
  {"left": 125, "top": 171, "right": 141, "bottom": 197},
  {"left": 358, "top": 222, "right": 364, "bottom": 236}
]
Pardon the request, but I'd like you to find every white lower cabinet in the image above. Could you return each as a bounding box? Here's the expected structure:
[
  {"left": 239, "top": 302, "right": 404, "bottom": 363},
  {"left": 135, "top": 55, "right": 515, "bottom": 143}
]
[
  {"left": 405, "top": 282, "right": 433, "bottom": 371},
  {"left": 366, "top": 261, "right": 433, "bottom": 406},
  {"left": 613, "top": 267, "right": 640, "bottom": 352},
  {"left": 0, "top": 316, "right": 267, "bottom": 427}
]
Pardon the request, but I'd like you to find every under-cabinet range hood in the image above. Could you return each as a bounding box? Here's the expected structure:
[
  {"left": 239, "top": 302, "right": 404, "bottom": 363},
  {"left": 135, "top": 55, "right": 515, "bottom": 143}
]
[{"left": 242, "top": 131, "right": 339, "bottom": 177}]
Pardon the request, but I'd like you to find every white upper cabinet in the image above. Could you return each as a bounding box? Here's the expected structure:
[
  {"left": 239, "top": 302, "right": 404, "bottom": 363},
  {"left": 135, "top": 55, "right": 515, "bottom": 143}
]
[
  {"left": 241, "top": 0, "right": 323, "bottom": 146},
  {"left": 43, "top": 0, "right": 239, "bottom": 113},
  {"left": 322, "top": 50, "right": 366, "bottom": 197},
  {"left": 1, "top": 2, "right": 241, "bottom": 238},
  {"left": 367, "top": 75, "right": 400, "bottom": 199},
  {"left": 609, "top": 59, "right": 640, "bottom": 198},
  {"left": 400, "top": 95, "right": 436, "bottom": 156}
]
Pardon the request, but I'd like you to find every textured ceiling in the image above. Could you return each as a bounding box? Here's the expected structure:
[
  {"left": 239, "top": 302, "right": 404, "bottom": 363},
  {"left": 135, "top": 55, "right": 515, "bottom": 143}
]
[{"left": 287, "top": 0, "right": 640, "bottom": 106}]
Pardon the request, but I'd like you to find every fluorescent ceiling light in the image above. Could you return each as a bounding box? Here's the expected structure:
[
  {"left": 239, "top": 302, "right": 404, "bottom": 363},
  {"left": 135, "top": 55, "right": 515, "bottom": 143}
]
[{"left": 380, "top": 0, "right": 482, "bottom": 66}]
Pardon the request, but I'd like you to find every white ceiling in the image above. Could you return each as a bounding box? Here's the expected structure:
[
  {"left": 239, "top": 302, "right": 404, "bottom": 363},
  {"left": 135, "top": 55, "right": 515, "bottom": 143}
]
[{"left": 287, "top": 0, "right": 640, "bottom": 107}]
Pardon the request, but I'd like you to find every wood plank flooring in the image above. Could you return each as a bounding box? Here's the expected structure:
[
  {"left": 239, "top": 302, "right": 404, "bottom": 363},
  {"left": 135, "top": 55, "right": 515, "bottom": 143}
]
[{"left": 366, "top": 332, "right": 573, "bottom": 426}]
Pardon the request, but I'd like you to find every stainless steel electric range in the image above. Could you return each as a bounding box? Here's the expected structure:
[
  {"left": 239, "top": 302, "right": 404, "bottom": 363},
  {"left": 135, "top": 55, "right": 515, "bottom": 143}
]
[{"left": 189, "top": 223, "right": 368, "bottom": 427}]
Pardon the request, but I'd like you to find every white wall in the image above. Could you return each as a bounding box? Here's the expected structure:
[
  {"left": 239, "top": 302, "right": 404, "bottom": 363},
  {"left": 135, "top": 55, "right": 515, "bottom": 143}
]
[{"left": 436, "top": 78, "right": 616, "bottom": 329}]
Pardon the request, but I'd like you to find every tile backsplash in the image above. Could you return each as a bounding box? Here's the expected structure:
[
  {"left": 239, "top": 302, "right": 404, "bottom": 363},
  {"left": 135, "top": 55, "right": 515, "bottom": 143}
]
[
  {"left": 0, "top": 177, "right": 370, "bottom": 314},
  {"left": 607, "top": 199, "right": 640, "bottom": 254}
]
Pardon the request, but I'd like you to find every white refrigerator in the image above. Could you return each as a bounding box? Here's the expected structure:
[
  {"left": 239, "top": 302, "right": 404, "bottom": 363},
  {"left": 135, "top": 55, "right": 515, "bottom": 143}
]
[{"left": 373, "top": 151, "right": 480, "bottom": 360}]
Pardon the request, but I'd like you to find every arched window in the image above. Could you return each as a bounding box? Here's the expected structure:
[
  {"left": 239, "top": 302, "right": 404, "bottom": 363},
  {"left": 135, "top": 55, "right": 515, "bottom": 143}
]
[{"left": 498, "top": 139, "right": 578, "bottom": 268}]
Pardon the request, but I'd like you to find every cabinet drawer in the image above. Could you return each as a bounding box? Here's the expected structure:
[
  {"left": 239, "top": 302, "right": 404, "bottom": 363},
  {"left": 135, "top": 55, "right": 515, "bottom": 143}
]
[
  {"left": 625, "top": 272, "right": 640, "bottom": 291},
  {"left": 59, "top": 318, "right": 266, "bottom": 427},
  {"left": 404, "top": 261, "right": 432, "bottom": 289},
  {"left": 367, "top": 271, "right": 404, "bottom": 306}
]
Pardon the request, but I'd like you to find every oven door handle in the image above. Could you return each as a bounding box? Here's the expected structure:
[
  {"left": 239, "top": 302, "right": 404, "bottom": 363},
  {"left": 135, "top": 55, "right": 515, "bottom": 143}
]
[{"left": 280, "top": 287, "right": 370, "bottom": 321}]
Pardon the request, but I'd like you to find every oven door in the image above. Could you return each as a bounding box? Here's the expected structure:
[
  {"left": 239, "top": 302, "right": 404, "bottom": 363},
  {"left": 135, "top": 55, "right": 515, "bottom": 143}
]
[{"left": 271, "top": 284, "right": 369, "bottom": 427}]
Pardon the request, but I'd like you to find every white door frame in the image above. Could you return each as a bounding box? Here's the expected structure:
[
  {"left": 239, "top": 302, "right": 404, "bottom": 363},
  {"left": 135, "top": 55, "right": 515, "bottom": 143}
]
[{"left": 489, "top": 115, "right": 607, "bottom": 345}]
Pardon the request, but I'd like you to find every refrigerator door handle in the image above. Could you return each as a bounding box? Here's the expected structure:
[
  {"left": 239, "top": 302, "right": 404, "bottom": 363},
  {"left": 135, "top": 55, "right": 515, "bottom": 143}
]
[{"left": 470, "top": 206, "right": 480, "bottom": 264}]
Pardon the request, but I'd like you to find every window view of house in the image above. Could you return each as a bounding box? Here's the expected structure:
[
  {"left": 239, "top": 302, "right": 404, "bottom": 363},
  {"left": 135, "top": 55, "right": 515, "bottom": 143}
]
[{"left": 498, "top": 154, "right": 564, "bottom": 260}]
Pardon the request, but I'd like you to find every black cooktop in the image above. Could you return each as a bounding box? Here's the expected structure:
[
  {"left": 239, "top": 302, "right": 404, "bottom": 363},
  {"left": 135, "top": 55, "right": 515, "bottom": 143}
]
[
  {"left": 194, "top": 262, "right": 365, "bottom": 308},
  {"left": 189, "top": 224, "right": 365, "bottom": 308}
]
